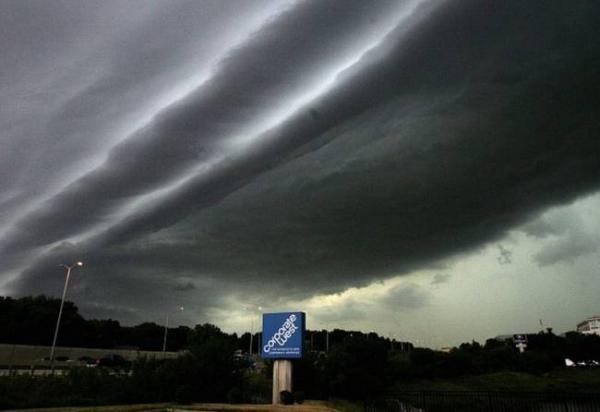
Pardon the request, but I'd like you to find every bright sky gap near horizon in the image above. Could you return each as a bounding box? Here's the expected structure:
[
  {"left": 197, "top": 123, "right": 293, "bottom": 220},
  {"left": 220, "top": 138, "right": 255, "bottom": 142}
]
[{"left": 1, "top": 0, "right": 599, "bottom": 348}]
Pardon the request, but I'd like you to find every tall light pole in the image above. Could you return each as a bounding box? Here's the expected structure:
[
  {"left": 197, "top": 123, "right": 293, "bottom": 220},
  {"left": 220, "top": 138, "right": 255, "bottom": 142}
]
[
  {"left": 163, "top": 306, "right": 184, "bottom": 356},
  {"left": 246, "top": 305, "right": 262, "bottom": 356},
  {"left": 50, "top": 261, "right": 83, "bottom": 372}
]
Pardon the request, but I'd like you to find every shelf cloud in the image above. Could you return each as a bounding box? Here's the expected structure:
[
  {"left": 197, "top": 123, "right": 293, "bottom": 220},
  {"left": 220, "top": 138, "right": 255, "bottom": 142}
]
[{"left": 1, "top": 0, "right": 600, "bottom": 335}]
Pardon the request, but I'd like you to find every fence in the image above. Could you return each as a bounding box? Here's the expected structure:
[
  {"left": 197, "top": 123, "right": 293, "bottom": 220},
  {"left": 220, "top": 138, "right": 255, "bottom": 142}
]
[{"left": 366, "top": 391, "right": 600, "bottom": 412}]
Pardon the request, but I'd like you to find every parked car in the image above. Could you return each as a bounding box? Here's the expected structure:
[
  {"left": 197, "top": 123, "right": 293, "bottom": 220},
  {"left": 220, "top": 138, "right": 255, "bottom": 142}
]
[
  {"left": 565, "top": 358, "right": 600, "bottom": 368},
  {"left": 96, "top": 354, "right": 131, "bottom": 369},
  {"left": 77, "top": 356, "right": 97, "bottom": 366}
]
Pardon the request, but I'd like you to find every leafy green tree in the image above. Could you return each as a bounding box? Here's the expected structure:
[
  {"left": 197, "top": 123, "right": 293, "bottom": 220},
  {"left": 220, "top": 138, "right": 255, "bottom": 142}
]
[
  {"left": 324, "top": 334, "right": 389, "bottom": 400},
  {"left": 187, "top": 323, "right": 244, "bottom": 402}
]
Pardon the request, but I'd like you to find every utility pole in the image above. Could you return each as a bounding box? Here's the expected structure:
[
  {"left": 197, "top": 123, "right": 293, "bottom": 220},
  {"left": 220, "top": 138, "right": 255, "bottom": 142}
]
[
  {"left": 163, "top": 306, "right": 184, "bottom": 357},
  {"left": 249, "top": 318, "right": 254, "bottom": 356},
  {"left": 50, "top": 261, "right": 83, "bottom": 373},
  {"left": 162, "top": 315, "right": 169, "bottom": 356}
]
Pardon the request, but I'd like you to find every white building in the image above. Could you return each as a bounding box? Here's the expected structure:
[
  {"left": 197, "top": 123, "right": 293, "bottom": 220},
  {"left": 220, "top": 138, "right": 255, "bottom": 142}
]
[{"left": 577, "top": 315, "right": 600, "bottom": 336}]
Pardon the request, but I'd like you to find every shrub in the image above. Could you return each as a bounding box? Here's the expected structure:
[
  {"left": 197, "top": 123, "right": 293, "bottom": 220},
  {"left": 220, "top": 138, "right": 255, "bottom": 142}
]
[
  {"left": 227, "top": 387, "right": 243, "bottom": 404},
  {"left": 293, "top": 390, "right": 305, "bottom": 404},
  {"left": 245, "top": 373, "right": 271, "bottom": 403},
  {"left": 175, "top": 384, "right": 194, "bottom": 404},
  {"left": 280, "top": 390, "right": 294, "bottom": 405}
]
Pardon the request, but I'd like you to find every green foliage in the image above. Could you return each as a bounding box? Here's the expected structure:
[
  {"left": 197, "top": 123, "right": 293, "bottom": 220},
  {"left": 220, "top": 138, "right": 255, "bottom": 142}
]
[
  {"left": 3, "top": 295, "right": 600, "bottom": 407},
  {"left": 243, "top": 373, "right": 271, "bottom": 403},
  {"left": 187, "top": 324, "right": 242, "bottom": 402},
  {"left": 280, "top": 390, "right": 294, "bottom": 405},
  {"left": 293, "top": 329, "right": 600, "bottom": 401},
  {"left": 291, "top": 330, "right": 600, "bottom": 401},
  {"left": 322, "top": 334, "right": 390, "bottom": 400},
  {"left": 0, "top": 369, "right": 125, "bottom": 409},
  {"left": 326, "top": 398, "right": 364, "bottom": 412},
  {"left": 390, "top": 331, "right": 600, "bottom": 382},
  {"left": 0, "top": 295, "right": 85, "bottom": 346},
  {"left": 175, "top": 384, "right": 194, "bottom": 404},
  {"left": 293, "top": 390, "right": 305, "bottom": 404},
  {"left": 518, "top": 351, "right": 554, "bottom": 374},
  {"left": 0, "top": 295, "right": 191, "bottom": 350},
  {"left": 390, "top": 369, "right": 600, "bottom": 393},
  {"left": 227, "top": 387, "right": 243, "bottom": 404},
  {"left": 0, "top": 322, "right": 246, "bottom": 409}
]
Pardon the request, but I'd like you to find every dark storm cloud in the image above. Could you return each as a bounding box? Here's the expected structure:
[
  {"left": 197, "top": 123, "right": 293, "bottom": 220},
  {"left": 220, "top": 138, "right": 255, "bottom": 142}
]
[
  {"left": 431, "top": 274, "right": 451, "bottom": 286},
  {"left": 519, "top": 206, "right": 600, "bottom": 266},
  {"left": 0, "top": 1, "right": 157, "bottom": 211},
  {"left": 521, "top": 210, "right": 581, "bottom": 240},
  {"left": 4, "top": 0, "right": 600, "bottom": 322},
  {"left": 533, "top": 235, "right": 597, "bottom": 267},
  {"left": 521, "top": 219, "right": 570, "bottom": 239},
  {"left": 530, "top": 216, "right": 599, "bottom": 267},
  {"left": 0, "top": 0, "right": 281, "bottom": 212},
  {"left": 381, "top": 284, "right": 430, "bottom": 310},
  {"left": 496, "top": 245, "right": 513, "bottom": 265},
  {"left": 0, "top": 0, "right": 404, "bottom": 253},
  {"left": 12, "top": 241, "right": 225, "bottom": 323},
  {"left": 173, "top": 279, "right": 197, "bottom": 292},
  {"left": 314, "top": 306, "right": 368, "bottom": 324}
]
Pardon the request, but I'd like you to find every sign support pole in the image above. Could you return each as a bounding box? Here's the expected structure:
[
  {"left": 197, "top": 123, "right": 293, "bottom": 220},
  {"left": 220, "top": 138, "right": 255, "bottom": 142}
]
[
  {"left": 261, "top": 312, "right": 305, "bottom": 404},
  {"left": 272, "top": 359, "right": 293, "bottom": 404}
]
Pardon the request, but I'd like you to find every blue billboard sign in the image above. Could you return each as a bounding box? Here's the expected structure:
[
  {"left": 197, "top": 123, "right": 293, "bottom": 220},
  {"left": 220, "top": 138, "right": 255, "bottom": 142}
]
[{"left": 261, "top": 312, "right": 305, "bottom": 359}]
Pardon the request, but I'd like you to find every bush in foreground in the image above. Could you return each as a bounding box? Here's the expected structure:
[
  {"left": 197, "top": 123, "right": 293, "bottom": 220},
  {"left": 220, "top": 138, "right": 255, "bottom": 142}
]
[
  {"left": 293, "top": 391, "right": 305, "bottom": 404},
  {"left": 175, "top": 384, "right": 194, "bottom": 405},
  {"left": 227, "top": 387, "right": 243, "bottom": 404},
  {"left": 280, "top": 390, "right": 294, "bottom": 405}
]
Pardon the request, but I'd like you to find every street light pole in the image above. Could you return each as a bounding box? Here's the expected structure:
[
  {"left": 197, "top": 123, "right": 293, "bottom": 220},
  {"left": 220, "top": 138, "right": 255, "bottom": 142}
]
[
  {"left": 162, "top": 315, "right": 169, "bottom": 356},
  {"left": 245, "top": 305, "right": 262, "bottom": 357},
  {"left": 249, "top": 317, "right": 254, "bottom": 356},
  {"left": 163, "top": 306, "right": 184, "bottom": 356},
  {"left": 50, "top": 261, "right": 83, "bottom": 373}
]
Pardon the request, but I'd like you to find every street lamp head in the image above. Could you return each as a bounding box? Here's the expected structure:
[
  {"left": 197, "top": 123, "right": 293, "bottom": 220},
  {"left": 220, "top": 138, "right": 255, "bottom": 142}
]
[{"left": 60, "top": 261, "right": 84, "bottom": 270}]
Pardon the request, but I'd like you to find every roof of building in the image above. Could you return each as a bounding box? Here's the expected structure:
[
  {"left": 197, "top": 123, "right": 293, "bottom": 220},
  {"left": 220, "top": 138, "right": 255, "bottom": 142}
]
[{"left": 577, "top": 315, "right": 600, "bottom": 328}]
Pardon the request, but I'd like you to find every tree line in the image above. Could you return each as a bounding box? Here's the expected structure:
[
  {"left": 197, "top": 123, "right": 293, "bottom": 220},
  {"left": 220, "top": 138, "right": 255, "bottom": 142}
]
[
  {"left": 1, "top": 295, "right": 599, "bottom": 409},
  {"left": 1, "top": 295, "right": 189, "bottom": 351},
  {"left": 0, "top": 295, "right": 410, "bottom": 354}
]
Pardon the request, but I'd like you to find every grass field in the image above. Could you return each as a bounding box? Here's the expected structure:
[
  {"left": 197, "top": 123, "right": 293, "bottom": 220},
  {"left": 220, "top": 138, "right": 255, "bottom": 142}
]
[
  {"left": 324, "top": 399, "right": 362, "bottom": 412},
  {"left": 390, "top": 368, "right": 600, "bottom": 392}
]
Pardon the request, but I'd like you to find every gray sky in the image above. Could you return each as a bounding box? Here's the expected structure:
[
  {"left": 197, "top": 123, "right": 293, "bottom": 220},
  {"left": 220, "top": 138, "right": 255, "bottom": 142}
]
[{"left": 1, "top": 0, "right": 600, "bottom": 347}]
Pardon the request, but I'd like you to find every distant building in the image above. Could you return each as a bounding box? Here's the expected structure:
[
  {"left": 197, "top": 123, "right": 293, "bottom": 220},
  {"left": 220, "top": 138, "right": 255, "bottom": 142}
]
[{"left": 577, "top": 315, "right": 600, "bottom": 336}]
